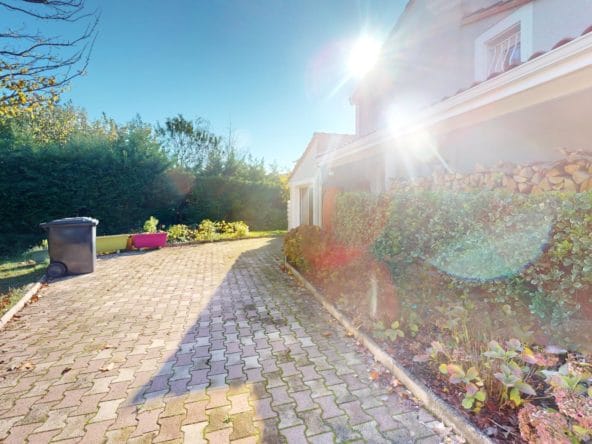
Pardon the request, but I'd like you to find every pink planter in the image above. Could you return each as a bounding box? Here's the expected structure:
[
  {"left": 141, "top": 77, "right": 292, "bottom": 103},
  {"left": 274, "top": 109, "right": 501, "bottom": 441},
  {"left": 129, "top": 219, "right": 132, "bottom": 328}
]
[{"left": 131, "top": 232, "right": 167, "bottom": 249}]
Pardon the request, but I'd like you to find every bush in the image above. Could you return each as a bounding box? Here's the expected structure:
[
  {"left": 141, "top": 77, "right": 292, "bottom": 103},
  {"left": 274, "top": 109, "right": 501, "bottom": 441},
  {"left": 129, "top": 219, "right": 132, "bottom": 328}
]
[
  {"left": 196, "top": 219, "right": 219, "bottom": 241},
  {"left": 283, "top": 225, "right": 329, "bottom": 272},
  {"left": 143, "top": 216, "right": 159, "bottom": 233},
  {"left": 166, "top": 224, "right": 193, "bottom": 243},
  {"left": 186, "top": 176, "right": 286, "bottom": 231},
  {"left": 333, "top": 192, "right": 388, "bottom": 248},
  {"left": 369, "top": 189, "right": 592, "bottom": 350},
  {"left": 223, "top": 221, "right": 249, "bottom": 237}
]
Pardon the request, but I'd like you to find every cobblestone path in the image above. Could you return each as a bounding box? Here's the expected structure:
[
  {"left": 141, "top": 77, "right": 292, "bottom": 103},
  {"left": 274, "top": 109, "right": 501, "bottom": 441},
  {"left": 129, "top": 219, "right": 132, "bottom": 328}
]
[{"left": 0, "top": 238, "right": 441, "bottom": 443}]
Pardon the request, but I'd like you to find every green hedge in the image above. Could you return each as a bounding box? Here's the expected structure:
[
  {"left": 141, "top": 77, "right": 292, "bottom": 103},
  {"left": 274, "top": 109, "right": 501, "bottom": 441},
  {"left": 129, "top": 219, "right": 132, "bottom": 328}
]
[
  {"left": 333, "top": 192, "right": 388, "bottom": 248},
  {"left": 183, "top": 176, "right": 287, "bottom": 231},
  {"left": 334, "top": 190, "right": 592, "bottom": 350},
  {"left": 0, "top": 127, "right": 171, "bottom": 256}
]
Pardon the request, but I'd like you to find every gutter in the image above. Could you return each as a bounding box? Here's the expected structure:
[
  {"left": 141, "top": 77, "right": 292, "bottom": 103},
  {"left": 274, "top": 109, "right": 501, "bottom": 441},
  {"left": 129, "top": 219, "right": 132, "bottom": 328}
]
[{"left": 319, "top": 31, "right": 592, "bottom": 167}]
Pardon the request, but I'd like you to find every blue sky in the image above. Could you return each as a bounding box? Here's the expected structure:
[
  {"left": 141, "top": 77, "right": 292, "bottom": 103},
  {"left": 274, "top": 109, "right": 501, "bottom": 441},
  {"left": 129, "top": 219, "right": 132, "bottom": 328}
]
[{"left": 3, "top": 1, "right": 406, "bottom": 170}]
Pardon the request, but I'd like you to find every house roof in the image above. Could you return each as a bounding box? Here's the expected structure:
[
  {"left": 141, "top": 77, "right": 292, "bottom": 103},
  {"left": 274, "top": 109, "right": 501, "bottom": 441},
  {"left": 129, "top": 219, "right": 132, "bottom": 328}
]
[
  {"left": 320, "top": 30, "right": 592, "bottom": 167},
  {"left": 289, "top": 132, "right": 356, "bottom": 181},
  {"left": 434, "top": 24, "right": 592, "bottom": 106},
  {"left": 462, "top": 0, "right": 533, "bottom": 25}
]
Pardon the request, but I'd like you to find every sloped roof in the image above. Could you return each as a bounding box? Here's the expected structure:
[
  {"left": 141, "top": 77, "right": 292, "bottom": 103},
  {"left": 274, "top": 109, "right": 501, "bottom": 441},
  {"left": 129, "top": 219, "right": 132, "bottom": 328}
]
[
  {"left": 433, "top": 25, "right": 592, "bottom": 106},
  {"left": 289, "top": 132, "right": 356, "bottom": 181}
]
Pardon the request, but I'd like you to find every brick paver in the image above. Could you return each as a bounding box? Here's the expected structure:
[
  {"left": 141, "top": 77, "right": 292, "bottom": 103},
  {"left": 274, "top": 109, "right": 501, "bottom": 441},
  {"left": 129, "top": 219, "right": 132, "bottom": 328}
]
[{"left": 0, "top": 238, "right": 440, "bottom": 442}]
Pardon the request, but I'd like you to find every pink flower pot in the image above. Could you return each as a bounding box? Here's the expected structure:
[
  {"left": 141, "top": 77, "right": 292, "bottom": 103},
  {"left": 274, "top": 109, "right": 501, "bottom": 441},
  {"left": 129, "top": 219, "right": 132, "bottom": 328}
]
[{"left": 131, "top": 232, "right": 167, "bottom": 249}]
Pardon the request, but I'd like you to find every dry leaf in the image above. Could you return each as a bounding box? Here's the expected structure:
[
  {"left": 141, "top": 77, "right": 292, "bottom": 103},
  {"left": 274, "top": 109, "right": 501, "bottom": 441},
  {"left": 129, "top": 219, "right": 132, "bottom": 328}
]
[
  {"left": 101, "top": 344, "right": 115, "bottom": 350},
  {"left": 391, "top": 377, "right": 400, "bottom": 387},
  {"left": 22, "top": 362, "right": 34, "bottom": 370},
  {"left": 321, "top": 331, "right": 332, "bottom": 337},
  {"left": 369, "top": 370, "right": 380, "bottom": 381},
  {"left": 345, "top": 331, "right": 354, "bottom": 337},
  {"left": 61, "top": 367, "right": 72, "bottom": 375},
  {"left": 99, "top": 363, "right": 114, "bottom": 372}
]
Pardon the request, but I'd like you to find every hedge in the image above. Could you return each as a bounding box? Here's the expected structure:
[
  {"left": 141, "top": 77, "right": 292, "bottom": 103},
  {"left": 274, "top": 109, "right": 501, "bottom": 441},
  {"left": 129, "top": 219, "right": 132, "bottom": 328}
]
[{"left": 333, "top": 189, "right": 592, "bottom": 351}]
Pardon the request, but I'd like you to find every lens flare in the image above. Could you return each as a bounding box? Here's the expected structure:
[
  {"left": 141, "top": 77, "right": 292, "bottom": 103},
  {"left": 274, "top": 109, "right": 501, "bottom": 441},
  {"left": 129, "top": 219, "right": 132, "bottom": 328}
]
[
  {"left": 428, "top": 204, "right": 553, "bottom": 281},
  {"left": 347, "top": 35, "right": 381, "bottom": 78}
]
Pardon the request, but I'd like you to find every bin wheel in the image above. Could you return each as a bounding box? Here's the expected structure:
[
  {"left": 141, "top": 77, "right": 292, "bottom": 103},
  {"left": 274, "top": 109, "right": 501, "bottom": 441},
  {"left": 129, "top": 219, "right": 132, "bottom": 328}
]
[{"left": 47, "top": 262, "right": 67, "bottom": 278}]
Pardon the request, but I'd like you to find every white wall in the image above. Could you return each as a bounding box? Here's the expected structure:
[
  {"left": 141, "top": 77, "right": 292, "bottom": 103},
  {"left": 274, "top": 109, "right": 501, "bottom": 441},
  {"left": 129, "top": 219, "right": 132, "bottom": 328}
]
[
  {"left": 533, "top": 0, "right": 592, "bottom": 51},
  {"left": 355, "top": 0, "right": 592, "bottom": 136},
  {"left": 288, "top": 138, "right": 321, "bottom": 229}
]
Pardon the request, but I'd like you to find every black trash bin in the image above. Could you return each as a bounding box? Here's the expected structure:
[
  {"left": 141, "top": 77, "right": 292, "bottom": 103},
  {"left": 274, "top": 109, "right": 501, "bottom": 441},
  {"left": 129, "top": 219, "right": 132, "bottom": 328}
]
[{"left": 40, "top": 217, "right": 99, "bottom": 278}]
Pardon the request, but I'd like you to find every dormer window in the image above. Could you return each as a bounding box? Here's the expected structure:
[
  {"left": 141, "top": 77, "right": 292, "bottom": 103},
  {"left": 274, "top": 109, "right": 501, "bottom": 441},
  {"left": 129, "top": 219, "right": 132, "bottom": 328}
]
[
  {"left": 486, "top": 25, "right": 521, "bottom": 76},
  {"left": 475, "top": 2, "right": 533, "bottom": 81}
]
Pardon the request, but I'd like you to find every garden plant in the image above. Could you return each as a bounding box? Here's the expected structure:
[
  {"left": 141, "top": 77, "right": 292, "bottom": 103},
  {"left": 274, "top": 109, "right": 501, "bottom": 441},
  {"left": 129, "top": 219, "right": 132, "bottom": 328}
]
[{"left": 284, "top": 189, "right": 592, "bottom": 443}]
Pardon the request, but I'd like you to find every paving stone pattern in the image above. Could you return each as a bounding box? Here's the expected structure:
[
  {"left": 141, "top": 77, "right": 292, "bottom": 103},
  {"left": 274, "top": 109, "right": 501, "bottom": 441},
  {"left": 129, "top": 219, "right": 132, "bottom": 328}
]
[{"left": 0, "top": 238, "right": 441, "bottom": 443}]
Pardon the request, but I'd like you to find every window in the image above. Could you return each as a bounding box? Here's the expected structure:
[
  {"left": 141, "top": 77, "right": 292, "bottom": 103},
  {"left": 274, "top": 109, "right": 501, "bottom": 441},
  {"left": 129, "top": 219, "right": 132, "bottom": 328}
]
[
  {"left": 486, "top": 25, "right": 521, "bottom": 76},
  {"left": 474, "top": 3, "right": 533, "bottom": 81}
]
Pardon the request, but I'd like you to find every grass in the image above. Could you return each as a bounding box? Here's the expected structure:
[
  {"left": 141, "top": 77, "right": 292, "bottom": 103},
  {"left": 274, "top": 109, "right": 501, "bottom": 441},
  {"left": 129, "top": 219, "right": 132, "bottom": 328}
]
[
  {"left": 0, "top": 255, "right": 47, "bottom": 317},
  {"left": 246, "top": 230, "right": 286, "bottom": 238}
]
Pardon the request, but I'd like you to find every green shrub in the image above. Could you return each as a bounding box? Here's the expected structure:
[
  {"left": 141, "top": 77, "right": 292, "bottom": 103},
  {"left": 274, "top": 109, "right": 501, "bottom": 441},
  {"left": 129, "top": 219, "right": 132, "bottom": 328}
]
[
  {"left": 283, "top": 225, "right": 329, "bottom": 272},
  {"left": 367, "top": 189, "right": 592, "bottom": 350},
  {"left": 186, "top": 176, "right": 286, "bottom": 231},
  {"left": 196, "top": 219, "right": 219, "bottom": 241},
  {"left": 334, "top": 192, "right": 388, "bottom": 248},
  {"left": 143, "top": 216, "right": 159, "bottom": 233},
  {"left": 166, "top": 224, "right": 193, "bottom": 243},
  {"left": 215, "top": 220, "right": 250, "bottom": 237}
]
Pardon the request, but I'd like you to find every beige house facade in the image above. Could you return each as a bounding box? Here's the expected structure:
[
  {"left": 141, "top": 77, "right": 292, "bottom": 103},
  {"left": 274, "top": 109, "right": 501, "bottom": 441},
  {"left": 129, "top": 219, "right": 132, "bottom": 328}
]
[{"left": 289, "top": 0, "right": 592, "bottom": 229}]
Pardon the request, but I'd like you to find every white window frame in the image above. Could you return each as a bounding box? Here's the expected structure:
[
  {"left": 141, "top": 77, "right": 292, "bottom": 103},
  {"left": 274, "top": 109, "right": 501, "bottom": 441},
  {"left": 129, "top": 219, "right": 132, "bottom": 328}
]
[{"left": 474, "top": 2, "right": 534, "bottom": 81}]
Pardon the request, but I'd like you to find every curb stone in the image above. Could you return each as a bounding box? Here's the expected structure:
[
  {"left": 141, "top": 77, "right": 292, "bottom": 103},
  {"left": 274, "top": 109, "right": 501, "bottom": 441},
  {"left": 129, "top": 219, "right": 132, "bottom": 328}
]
[
  {"left": 285, "top": 261, "right": 494, "bottom": 444},
  {"left": 0, "top": 276, "right": 46, "bottom": 330}
]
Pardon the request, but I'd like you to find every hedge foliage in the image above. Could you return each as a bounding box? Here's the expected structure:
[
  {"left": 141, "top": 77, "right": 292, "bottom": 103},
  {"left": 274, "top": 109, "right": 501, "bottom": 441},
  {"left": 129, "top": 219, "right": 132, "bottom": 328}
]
[
  {"left": 185, "top": 176, "right": 286, "bottom": 231},
  {"left": 0, "top": 109, "right": 287, "bottom": 257},
  {"left": 0, "top": 120, "right": 171, "bottom": 255},
  {"left": 333, "top": 192, "right": 388, "bottom": 248},
  {"left": 333, "top": 189, "right": 592, "bottom": 350}
]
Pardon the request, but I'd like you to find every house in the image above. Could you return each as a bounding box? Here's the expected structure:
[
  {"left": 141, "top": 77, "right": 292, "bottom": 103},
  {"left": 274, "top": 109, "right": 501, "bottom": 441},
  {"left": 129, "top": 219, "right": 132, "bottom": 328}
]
[{"left": 288, "top": 0, "right": 592, "bottom": 229}]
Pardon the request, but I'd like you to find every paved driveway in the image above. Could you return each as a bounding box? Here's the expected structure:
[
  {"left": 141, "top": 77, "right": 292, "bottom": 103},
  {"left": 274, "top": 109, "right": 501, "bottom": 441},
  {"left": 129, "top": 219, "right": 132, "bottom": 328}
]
[{"left": 0, "top": 238, "right": 440, "bottom": 443}]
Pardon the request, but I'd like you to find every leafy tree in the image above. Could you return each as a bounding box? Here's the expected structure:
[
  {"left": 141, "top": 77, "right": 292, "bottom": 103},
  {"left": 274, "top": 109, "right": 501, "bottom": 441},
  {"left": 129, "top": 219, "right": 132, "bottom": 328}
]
[
  {"left": 155, "top": 115, "right": 221, "bottom": 171},
  {"left": 0, "top": 0, "right": 98, "bottom": 117},
  {"left": 1, "top": 102, "right": 85, "bottom": 145}
]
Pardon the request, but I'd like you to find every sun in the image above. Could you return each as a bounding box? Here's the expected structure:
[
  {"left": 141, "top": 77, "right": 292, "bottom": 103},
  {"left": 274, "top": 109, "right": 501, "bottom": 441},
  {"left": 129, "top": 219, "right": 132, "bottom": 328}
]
[{"left": 347, "top": 35, "right": 382, "bottom": 78}]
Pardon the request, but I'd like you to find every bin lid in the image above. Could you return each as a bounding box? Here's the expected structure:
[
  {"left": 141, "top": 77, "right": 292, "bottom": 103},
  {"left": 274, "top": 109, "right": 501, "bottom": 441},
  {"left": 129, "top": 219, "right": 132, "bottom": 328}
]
[{"left": 40, "top": 217, "right": 99, "bottom": 229}]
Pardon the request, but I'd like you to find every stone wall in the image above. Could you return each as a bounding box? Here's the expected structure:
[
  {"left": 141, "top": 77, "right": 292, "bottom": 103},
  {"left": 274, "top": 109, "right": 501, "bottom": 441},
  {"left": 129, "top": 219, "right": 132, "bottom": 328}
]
[{"left": 391, "top": 150, "right": 592, "bottom": 194}]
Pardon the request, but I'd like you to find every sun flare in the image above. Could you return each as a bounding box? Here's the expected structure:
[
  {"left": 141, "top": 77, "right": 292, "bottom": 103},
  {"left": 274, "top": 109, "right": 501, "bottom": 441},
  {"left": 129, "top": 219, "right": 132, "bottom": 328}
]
[{"left": 347, "top": 35, "right": 381, "bottom": 78}]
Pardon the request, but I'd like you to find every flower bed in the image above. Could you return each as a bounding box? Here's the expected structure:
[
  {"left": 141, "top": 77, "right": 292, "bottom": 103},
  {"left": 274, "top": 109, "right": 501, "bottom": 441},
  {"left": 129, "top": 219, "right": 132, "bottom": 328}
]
[{"left": 284, "top": 190, "right": 592, "bottom": 443}]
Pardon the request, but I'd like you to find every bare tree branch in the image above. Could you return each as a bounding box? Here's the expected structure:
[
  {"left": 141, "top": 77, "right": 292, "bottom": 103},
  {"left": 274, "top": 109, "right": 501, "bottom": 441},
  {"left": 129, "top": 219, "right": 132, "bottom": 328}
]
[{"left": 0, "top": 0, "right": 99, "bottom": 115}]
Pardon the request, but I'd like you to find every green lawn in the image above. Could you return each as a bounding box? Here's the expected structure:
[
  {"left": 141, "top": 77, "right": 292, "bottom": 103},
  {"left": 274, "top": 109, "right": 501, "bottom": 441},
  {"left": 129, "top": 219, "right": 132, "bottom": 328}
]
[
  {"left": 247, "top": 230, "right": 286, "bottom": 238},
  {"left": 0, "top": 256, "right": 47, "bottom": 317}
]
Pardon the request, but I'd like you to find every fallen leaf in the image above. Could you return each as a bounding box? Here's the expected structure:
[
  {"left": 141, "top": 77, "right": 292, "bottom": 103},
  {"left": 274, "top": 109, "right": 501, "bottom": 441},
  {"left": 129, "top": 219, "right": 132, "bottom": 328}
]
[
  {"left": 321, "top": 331, "right": 332, "bottom": 337},
  {"left": 99, "top": 363, "right": 114, "bottom": 372},
  {"left": 345, "top": 331, "right": 354, "bottom": 337},
  {"left": 22, "top": 362, "right": 34, "bottom": 370},
  {"left": 369, "top": 370, "right": 380, "bottom": 381},
  {"left": 391, "top": 377, "right": 400, "bottom": 387},
  {"left": 101, "top": 344, "right": 115, "bottom": 350},
  {"left": 61, "top": 367, "right": 72, "bottom": 375}
]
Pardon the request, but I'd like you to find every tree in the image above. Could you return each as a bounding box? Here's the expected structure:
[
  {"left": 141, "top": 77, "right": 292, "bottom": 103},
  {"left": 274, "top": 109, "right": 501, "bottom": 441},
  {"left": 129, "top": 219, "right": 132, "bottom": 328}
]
[
  {"left": 0, "top": 0, "right": 98, "bottom": 117},
  {"left": 156, "top": 114, "right": 221, "bottom": 171}
]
